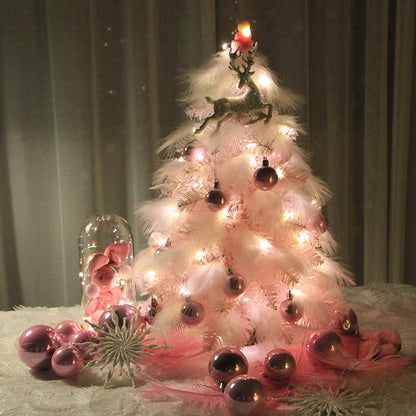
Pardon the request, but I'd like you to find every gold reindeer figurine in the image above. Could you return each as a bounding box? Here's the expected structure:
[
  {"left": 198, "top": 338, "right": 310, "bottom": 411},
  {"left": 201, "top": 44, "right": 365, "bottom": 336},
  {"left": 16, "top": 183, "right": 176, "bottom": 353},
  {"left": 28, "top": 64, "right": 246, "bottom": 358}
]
[{"left": 194, "top": 46, "right": 273, "bottom": 135}]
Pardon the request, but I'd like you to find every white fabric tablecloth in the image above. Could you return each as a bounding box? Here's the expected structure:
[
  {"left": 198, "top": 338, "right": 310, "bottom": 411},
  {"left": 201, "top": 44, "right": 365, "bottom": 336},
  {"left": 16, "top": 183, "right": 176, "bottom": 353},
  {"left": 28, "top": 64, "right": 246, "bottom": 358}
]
[{"left": 1, "top": 284, "right": 415, "bottom": 415}]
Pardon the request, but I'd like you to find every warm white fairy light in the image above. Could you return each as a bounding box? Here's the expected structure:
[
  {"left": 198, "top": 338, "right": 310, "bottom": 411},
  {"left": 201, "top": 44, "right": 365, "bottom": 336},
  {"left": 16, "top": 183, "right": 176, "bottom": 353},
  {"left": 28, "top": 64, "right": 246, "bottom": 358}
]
[
  {"left": 249, "top": 155, "right": 258, "bottom": 167},
  {"left": 146, "top": 270, "right": 157, "bottom": 284},
  {"left": 297, "top": 231, "right": 310, "bottom": 244},
  {"left": 179, "top": 284, "right": 192, "bottom": 296},
  {"left": 222, "top": 43, "right": 228, "bottom": 51},
  {"left": 283, "top": 210, "right": 295, "bottom": 222},
  {"left": 276, "top": 166, "right": 285, "bottom": 178},
  {"left": 177, "top": 156, "right": 185, "bottom": 162},
  {"left": 194, "top": 250, "right": 207, "bottom": 262},
  {"left": 258, "top": 74, "right": 273, "bottom": 88},
  {"left": 257, "top": 236, "right": 273, "bottom": 252},
  {"left": 246, "top": 142, "right": 257, "bottom": 151}
]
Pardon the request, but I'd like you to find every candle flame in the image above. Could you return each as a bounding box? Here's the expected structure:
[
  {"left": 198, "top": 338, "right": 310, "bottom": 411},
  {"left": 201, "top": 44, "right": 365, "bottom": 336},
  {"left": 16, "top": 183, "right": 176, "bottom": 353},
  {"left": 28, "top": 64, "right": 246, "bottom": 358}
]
[{"left": 238, "top": 21, "right": 251, "bottom": 38}]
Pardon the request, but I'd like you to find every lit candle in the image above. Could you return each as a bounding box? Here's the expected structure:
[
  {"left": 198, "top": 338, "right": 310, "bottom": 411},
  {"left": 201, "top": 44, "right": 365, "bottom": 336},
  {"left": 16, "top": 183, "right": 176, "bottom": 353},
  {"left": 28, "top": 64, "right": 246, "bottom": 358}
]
[{"left": 231, "top": 21, "right": 253, "bottom": 54}]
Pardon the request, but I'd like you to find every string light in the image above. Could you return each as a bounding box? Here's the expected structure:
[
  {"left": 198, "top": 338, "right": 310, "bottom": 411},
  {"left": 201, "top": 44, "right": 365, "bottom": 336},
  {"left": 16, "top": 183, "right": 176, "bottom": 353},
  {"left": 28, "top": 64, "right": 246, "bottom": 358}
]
[
  {"left": 297, "top": 231, "right": 310, "bottom": 244},
  {"left": 283, "top": 210, "right": 295, "bottom": 222},
  {"left": 194, "top": 250, "right": 207, "bottom": 262},
  {"left": 257, "top": 236, "right": 273, "bottom": 252}
]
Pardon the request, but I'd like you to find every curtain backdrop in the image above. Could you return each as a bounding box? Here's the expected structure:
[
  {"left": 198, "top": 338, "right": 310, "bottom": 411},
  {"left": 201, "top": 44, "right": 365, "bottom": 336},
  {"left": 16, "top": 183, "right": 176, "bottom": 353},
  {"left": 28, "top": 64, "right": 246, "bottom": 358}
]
[{"left": 0, "top": 0, "right": 414, "bottom": 310}]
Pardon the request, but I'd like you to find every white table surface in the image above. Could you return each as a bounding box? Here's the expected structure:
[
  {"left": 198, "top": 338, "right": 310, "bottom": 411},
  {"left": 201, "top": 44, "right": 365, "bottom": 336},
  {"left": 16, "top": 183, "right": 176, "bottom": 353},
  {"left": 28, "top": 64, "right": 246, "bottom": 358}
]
[{"left": 1, "top": 284, "right": 415, "bottom": 416}]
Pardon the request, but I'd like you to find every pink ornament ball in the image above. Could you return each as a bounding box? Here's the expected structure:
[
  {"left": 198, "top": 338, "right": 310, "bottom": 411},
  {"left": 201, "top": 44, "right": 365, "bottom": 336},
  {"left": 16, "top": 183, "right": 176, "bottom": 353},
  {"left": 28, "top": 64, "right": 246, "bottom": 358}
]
[
  {"left": 70, "top": 329, "right": 98, "bottom": 360},
  {"left": 279, "top": 298, "right": 303, "bottom": 323},
  {"left": 55, "top": 320, "right": 82, "bottom": 344},
  {"left": 180, "top": 299, "right": 205, "bottom": 325},
  {"left": 98, "top": 304, "right": 142, "bottom": 332},
  {"left": 306, "top": 330, "right": 344, "bottom": 365},
  {"left": 184, "top": 142, "right": 208, "bottom": 162},
  {"left": 306, "top": 212, "right": 329, "bottom": 237},
  {"left": 51, "top": 346, "right": 84, "bottom": 378},
  {"left": 18, "top": 325, "right": 63, "bottom": 370},
  {"left": 253, "top": 159, "right": 278, "bottom": 191},
  {"left": 263, "top": 349, "right": 296, "bottom": 383},
  {"left": 208, "top": 347, "right": 248, "bottom": 389},
  {"left": 224, "top": 273, "right": 246, "bottom": 297},
  {"left": 206, "top": 182, "right": 227, "bottom": 212},
  {"left": 224, "top": 375, "right": 266, "bottom": 416},
  {"left": 332, "top": 309, "right": 359, "bottom": 335},
  {"left": 85, "top": 283, "right": 100, "bottom": 299}
]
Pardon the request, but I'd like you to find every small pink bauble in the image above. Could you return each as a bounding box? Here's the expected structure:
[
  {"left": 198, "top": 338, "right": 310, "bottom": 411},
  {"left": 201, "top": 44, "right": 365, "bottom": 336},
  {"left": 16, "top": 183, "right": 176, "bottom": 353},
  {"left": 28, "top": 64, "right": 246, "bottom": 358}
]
[
  {"left": 18, "top": 325, "right": 63, "bottom": 370},
  {"left": 279, "top": 298, "right": 303, "bottom": 323},
  {"left": 55, "top": 320, "right": 82, "bottom": 344},
  {"left": 306, "top": 330, "right": 344, "bottom": 365},
  {"left": 180, "top": 299, "right": 205, "bottom": 325},
  {"left": 184, "top": 142, "right": 208, "bottom": 163},
  {"left": 224, "top": 272, "right": 246, "bottom": 297},
  {"left": 332, "top": 309, "right": 359, "bottom": 335},
  {"left": 264, "top": 349, "right": 296, "bottom": 382},
  {"left": 205, "top": 181, "right": 227, "bottom": 212},
  {"left": 98, "top": 304, "right": 142, "bottom": 332},
  {"left": 306, "top": 212, "right": 329, "bottom": 237},
  {"left": 208, "top": 347, "right": 248, "bottom": 389},
  {"left": 70, "top": 329, "right": 98, "bottom": 360},
  {"left": 253, "top": 159, "right": 278, "bottom": 191},
  {"left": 224, "top": 375, "right": 266, "bottom": 416},
  {"left": 51, "top": 346, "right": 84, "bottom": 378},
  {"left": 86, "top": 283, "right": 100, "bottom": 299}
]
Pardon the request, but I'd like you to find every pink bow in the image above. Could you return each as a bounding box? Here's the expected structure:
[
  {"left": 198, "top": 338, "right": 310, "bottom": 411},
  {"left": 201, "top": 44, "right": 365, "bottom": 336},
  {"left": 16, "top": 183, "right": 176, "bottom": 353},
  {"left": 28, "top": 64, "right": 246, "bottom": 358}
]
[{"left": 88, "top": 242, "right": 130, "bottom": 279}]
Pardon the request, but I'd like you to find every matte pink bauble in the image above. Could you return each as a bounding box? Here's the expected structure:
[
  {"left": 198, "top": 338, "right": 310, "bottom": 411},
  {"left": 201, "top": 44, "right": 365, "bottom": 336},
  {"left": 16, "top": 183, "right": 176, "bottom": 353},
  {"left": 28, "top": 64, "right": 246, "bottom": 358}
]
[
  {"left": 264, "top": 349, "right": 296, "bottom": 382},
  {"left": 70, "top": 329, "right": 98, "bottom": 360},
  {"left": 208, "top": 347, "right": 248, "bottom": 389},
  {"left": 18, "top": 325, "right": 63, "bottom": 370},
  {"left": 306, "top": 212, "right": 329, "bottom": 236},
  {"left": 85, "top": 283, "right": 100, "bottom": 298},
  {"left": 55, "top": 320, "right": 82, "bottom": 344},
  {"left": 98, "top": 304, "right": 142, "bottom": 332},
  {"left": 306, "top": 330, "right": 344, "bottom": 365},
  {"left": 180, "top": 299, "right": 205, "bottom": 325},
  {"left": 51, "top": 346, "right": 84, "bottom": 378},
  {"left": 184, "top": 142, "right": 208, "bottom": 163},
  {"left": 224, "top": 375, "right": 266, "bottom": 416},
  {"left": 253, "top": 159, "right": 278, "bottom": 191}
]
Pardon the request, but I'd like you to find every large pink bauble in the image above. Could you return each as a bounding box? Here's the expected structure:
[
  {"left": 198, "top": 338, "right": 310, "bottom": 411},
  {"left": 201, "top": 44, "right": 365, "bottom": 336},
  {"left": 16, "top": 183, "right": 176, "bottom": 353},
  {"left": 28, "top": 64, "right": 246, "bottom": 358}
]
[
  {"left": 98, "top": 304, "right": 142, "bottom": 332},
  {"left": 224, "top": 375, "right": 266, "bottom": 416},
  {"left": 55, "top": 320, "right": 82, "bottom": 344},
  {"left": 18, "top": 325, "right": 63, "bottom": 370},
  {"left": 70, "top": 329, "right": 98, "bottom": 360},
  {"left": 208, "top": 347, "right": 248, "bottom": 389},
  {"left": 264, "top": 349, "right": 296, "bottom": 382},
  {"left": 51, "top": 346, "right": 84, "bottom": 378},
  {"left": 306, "top": 330, "right": 344, "bottom": 365}
]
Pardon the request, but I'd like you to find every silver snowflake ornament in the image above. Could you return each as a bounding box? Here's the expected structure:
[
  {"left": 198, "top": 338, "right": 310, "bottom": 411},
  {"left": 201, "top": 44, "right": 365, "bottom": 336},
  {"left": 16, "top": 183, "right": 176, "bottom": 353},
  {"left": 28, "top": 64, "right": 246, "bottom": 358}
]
[{"left": 79, "top": 309, "right": 162, "bottom": 388}]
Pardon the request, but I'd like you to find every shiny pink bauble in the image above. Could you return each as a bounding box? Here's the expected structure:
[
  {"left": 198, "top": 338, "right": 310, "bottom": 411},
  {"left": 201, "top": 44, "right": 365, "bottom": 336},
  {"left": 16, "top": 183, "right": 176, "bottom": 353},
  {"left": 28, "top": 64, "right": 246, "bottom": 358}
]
[
  {"left": 306, "top": 330, "right": 344, "bottom": 365},
  {"left": 180, "top": 299, "right": 205, "bottom": 325},
  {"left": 98, "top": 304, "right": 142, "bottom": 332},
  {"left": 306, "top": 212, "right": 329, "bottom": 237},
  {"left": 55, "top": 320, "right": 82, "bottom": 344},
  {"left": 263, "top": 349, "right": 296, "bottom": 382},
  {"left": 279, "top": 298, "right": 303, "bottom": 323},
  {"left": 253, "top": 159, "right": 278, "bottom": 191},
  {"left": 70, "top": 329, "right": 98, "bottom": 360},
  {"left": 332, "top": 309, "right": 359, "bottom": 335},
  {"left": 224, "top": 273, "right": 246, "bottom": 297},
  {"left": 18, "top": 325, "right": 63, "bottom": 370},
  {"left": 205, "top": 184, "right": 227, "bottom": 212},
  {"left": 224, "top": 375, "right": 266, "bottom": 416},
  {"left": 208, "top": 347, "right": 248, "bottom": 388},
  {"left": 51, "top": 346, "right": 84, "bottom": 378}
]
